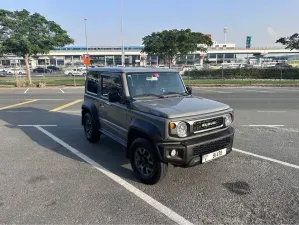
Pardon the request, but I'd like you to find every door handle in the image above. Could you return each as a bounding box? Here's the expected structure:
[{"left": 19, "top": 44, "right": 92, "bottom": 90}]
[{"left": 99, "top": 103, "right": 104, "bottom": 108}]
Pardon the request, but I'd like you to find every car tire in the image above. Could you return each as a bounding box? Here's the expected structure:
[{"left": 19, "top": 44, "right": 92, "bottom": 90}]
[
  {"left": 83, "top": 113, "right": 100, "bottom": 143},
  {"left": 130, "top": 138, "right": 168, "bottom": 185},
  {"left": 68, "top": 73, "right": 73, "bottom": 76}
]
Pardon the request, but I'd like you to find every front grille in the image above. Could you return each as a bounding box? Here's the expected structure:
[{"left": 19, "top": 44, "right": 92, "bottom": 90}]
[
  {"left": 193, "top": 117, "right": 223, "bottom": 132},
  {"left": 192, "top": 137, "right": 231, "bottom": 156}
]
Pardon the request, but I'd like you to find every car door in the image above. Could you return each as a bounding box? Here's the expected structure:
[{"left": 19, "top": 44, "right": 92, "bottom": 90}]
[{"left": 98, "top": 72, "right": 128, "bottom": 144}]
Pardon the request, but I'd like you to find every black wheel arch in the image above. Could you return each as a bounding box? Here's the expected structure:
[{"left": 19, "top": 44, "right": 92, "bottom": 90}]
[
  {"left": 126, "top": 119, "right": 163, "bottom": 159},
  {"left": 81, "top": 101, "right": 100, "bottom": 130}
]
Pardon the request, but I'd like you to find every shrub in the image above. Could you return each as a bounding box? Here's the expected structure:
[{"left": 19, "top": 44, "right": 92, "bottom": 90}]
[
  {"left": 37, "top": 82, "right": 46, "bottom": 88},
  {"left": 14, "top": 78, "right": 29, "bottom": 87},
  {"left": 184, "top": 68, "right": 299, "bottom": 80}
]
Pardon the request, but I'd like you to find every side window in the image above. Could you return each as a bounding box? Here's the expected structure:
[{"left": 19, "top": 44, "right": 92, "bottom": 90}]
[
  {"left": 101, "top": 74, "right": 122, "bottom": 97},
  {"left": 86, "top": 71, "right": 100, "bottom": 94}
]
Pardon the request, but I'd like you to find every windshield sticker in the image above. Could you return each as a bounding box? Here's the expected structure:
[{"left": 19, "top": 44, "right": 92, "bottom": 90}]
[{"left": 146, "top": 76, "right": 158, "bottom": 81}]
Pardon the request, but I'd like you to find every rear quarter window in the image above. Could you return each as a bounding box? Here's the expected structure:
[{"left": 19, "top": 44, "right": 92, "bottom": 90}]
[{"left": 86, "top": 71, "right": 100, "bottom": 94}]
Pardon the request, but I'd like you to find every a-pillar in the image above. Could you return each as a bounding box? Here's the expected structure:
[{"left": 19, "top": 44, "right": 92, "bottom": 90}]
[{"left": 199, "top": 53, "right": 206, "bottom": 66}]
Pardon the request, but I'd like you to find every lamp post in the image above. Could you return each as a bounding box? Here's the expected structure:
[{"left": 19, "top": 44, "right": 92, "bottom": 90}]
[
  {"left": 223, "top": 27, "right": 228, "bottom": 44},
  {"left": 223, "top": 27, "right": 228, "bottom": 64},
  {"left": 84, "top": 18, "right": 88, "bottom": 55},
  {"left": 84, "top": 18, "right": 88, "bottom": 81},
  {"left": 120, "top": 0, "right": 125, "bottom": 66}
]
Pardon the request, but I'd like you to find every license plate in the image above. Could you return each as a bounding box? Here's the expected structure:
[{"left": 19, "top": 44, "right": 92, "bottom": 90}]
[{"left": 202, "top": 148, "right": 227, "bottom": 163}]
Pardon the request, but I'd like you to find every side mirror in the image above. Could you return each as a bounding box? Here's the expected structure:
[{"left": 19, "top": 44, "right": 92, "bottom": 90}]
[
  {"left": 186, "top": 86, "right": 192, "bottom": 95},
  {"left": 108, "top": 91, "right": 121, "bottom": 102}
]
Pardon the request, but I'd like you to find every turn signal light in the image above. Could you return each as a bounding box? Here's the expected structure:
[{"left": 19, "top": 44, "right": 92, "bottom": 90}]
[{"left": 169, "top": 123, "right": 176, "bottom": 129}]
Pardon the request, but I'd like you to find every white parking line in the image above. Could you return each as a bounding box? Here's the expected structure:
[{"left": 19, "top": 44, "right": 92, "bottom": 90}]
[
  {"left": 33, "top": 125, "right": 193, "bottom": 225},
  {"left": 24, "top": 88, "right": 29, "bottom": 94},
  {"left": 242, "top": 125, "right": 284, "bottom": 127},
  {"left": 233, "top": 148, "right": 299, "bottom": 170},
  {"left": 60, "top": 89, "right": 65, "bottom": 94}
]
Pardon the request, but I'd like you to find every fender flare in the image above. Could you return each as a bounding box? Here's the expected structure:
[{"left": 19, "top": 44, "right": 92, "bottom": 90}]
[
  {"left": 126, "top": 118, "right": 163, "bottom": 158},
  {"left": 81, "top": 101, "right": 100, "bottom": 130}
]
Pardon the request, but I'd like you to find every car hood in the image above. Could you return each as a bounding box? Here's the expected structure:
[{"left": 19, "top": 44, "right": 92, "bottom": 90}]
[{"left": 132, "top": 96, "right": 230, "bottom": 119}]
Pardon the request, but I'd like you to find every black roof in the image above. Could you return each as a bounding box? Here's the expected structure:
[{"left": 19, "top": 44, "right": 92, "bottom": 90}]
[{"left": 87, "top": 67, "right": 178, "bottom": 73}]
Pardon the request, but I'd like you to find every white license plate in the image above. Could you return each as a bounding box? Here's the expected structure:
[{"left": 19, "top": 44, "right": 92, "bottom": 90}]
[{"left": 202, "top": 148, "right": 227, "bottom": 163}]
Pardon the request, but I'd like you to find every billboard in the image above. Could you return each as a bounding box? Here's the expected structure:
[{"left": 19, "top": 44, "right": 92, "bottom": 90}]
[
  {"left": 246, "top": 36, "right": 252, "bottom": 49},
  {"left": 82, "top": 54, "right": 90, "bottom": 66}
]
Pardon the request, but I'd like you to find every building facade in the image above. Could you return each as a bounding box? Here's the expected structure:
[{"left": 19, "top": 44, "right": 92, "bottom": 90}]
[{"left": 0, "top": 42, "right": 238, "bottom": 68}]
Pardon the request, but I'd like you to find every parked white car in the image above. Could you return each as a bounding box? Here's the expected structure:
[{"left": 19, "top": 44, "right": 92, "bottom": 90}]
[
  {"left": 6, "top": 68, "right": 27, "bottom": 75},
  {"left": 179, "top": 65, "right": 197, "bottom": 75},
  {"left": 193, "top": 64, "right": 203, "bottom": 70},
  {"left": 64, "top": 68, "right": 87, "bottom": 76}
]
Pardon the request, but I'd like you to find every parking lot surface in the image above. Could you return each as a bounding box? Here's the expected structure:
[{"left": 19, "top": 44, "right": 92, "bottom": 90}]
[{"left": 0, "top": 87, "right": 299, "bottom": 224}]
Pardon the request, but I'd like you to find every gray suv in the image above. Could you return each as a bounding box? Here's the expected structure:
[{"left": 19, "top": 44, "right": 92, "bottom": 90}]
[{"left": 81, "top": 67, "right": 235, "bottom": 184}]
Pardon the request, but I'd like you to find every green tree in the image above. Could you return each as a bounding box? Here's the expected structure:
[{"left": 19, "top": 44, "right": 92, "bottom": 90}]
[
  {"left": 142, "top": 29, "right": 212, "bottom": 68},
  {"left": 276, "top": 33, "right": 299, "bottom": 50},
  {"left": 0, "top": 9, "right": 74, "bottom": 84}
]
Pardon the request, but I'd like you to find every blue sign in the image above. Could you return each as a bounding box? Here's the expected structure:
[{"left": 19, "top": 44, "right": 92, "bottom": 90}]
[{"left": 246, "top": 36, "right": 252, "bottom": 49}]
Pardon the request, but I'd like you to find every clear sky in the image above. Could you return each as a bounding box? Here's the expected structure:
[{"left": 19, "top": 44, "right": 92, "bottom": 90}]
[{"left": 2, "top": 0, "right": 299, "bottom": 47}]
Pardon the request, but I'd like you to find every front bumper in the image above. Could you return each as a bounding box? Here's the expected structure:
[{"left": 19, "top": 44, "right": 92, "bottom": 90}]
[{"left": 156, "top": 127, "right": 235, "bottom": 167}]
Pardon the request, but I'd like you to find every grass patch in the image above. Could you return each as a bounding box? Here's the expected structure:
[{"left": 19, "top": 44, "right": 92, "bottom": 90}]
[
  {"left": 0, "top": 80, "right": 16, "bottom": 85},
  {"left": 34, "top": 77, "right": 86, "bottom": 86},
  {"left": 0, "top": 77, "right": 86, "bottom": 86}
]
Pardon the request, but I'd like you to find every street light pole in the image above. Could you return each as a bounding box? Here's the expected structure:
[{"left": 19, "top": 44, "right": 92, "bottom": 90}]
[
  {"left": 84, "top": 18, "right": 88, "bottom": 80},
  {"left": 223, "top": 27, "right": 228, "bottom": 44},
  {"left": 120, "top": 0, "right": 125, "bottom": 66},
  {"left": 223, "top": 27, "right": 228, "bottom": 64},
  {"left": 84, "top": 18, "right": 88, "bottom": 55}
]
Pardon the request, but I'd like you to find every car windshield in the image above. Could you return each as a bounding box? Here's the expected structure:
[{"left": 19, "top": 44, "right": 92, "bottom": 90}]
[{"left": 126, "top": 72, "right": 186, "bottom": 98}]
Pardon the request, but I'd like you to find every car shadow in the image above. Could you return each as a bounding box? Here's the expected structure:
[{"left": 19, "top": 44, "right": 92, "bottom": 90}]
[{"left": 1, "top": 107, "right": 138, "bottom": 183}]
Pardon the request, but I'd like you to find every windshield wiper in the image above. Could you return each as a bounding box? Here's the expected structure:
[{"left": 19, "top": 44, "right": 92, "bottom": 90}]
[
  {"left": 134, "top": 93, "right": 164, "bottom": 98},
  {"left": 159, "top": 92, "right": 188, "bottom": 97},
  {"left": 134, "top": 92, "right": 187, "bottom": 98}
]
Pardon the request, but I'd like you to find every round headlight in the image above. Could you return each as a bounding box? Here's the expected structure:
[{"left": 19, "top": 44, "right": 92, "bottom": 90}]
[
  {"left": 177, "top": 122, "right": 188, "bottom": 137},
  {"left": 224, "top": 114, "right": 232, "bottom": 127}
]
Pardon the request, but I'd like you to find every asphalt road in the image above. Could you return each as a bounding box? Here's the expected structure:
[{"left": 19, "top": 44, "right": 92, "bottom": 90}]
[{"left": 0, "top": 87, "right": 299, "bottom": 224}]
